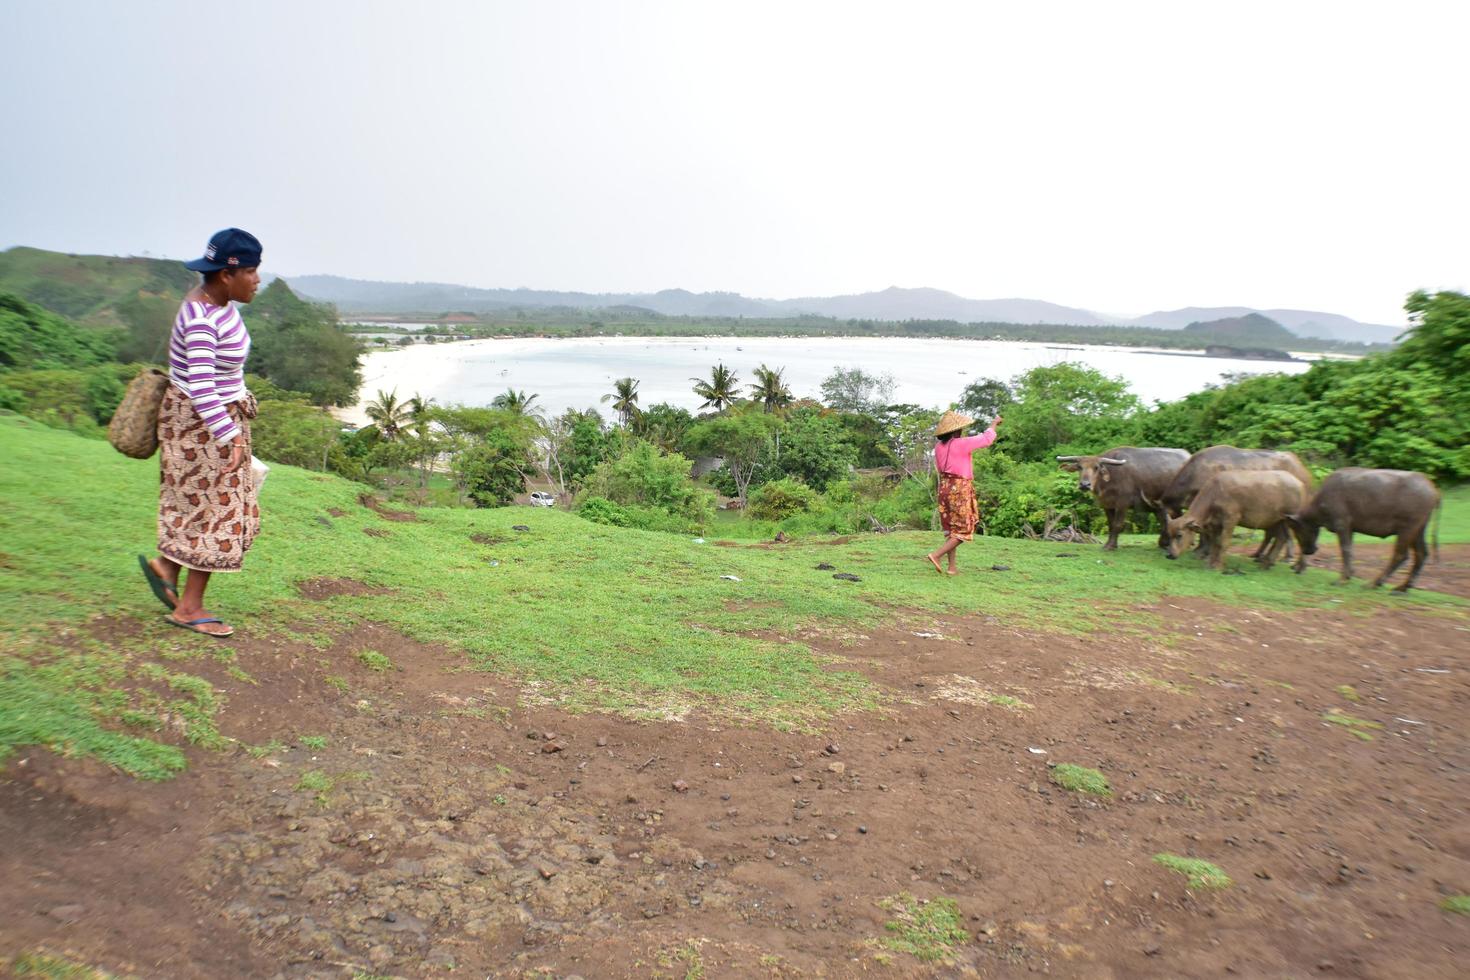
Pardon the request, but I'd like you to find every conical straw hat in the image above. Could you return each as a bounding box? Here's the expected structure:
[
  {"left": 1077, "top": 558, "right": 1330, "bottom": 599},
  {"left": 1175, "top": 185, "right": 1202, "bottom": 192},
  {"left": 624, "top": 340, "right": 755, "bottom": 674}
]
[{"left": 934, "top": 410, "right": 973, "bottom": 437}]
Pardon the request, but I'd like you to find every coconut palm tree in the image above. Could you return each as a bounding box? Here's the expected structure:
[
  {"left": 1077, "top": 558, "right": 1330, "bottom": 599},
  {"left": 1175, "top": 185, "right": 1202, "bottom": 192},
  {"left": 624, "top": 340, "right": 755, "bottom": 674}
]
[
  {"left": 364, "top": 389, "right": 413, "bottom": 441},
  {"left": 601, "top": 377, "right": 642, "bottom": 427},
  {"left": 492, "top": 388, "right": 540, "bottom": 416},
  {"left": 748, "top": 364, "right": 792, "bottom": 414},
  {"left": 691, "top": 362, "right": 741, "bottom": 412}
]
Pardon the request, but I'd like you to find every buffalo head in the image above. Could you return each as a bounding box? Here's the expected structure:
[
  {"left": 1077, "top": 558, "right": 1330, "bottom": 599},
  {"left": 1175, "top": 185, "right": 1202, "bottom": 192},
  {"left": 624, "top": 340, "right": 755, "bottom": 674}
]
[
  {"left": 1057, "top": 455, "right": 1126, "bottom": 493},
  {"left": 1164, "top": 513, "right": 1201, "bottom": 559},
  {"left": 1284, "top": 514, "right": 1320, "bottom": 555}
]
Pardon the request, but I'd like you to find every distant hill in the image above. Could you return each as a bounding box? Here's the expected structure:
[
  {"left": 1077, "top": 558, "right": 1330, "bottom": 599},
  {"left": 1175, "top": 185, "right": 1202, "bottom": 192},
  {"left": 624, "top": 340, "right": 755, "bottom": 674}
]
[
  {"left": 1181, "top": 312, "right": 1299, "bottom": 347},
  {"left": 1129, "top": 306, "right": 1400, "bottom": 345},
  {"left": 1, "top": 245, "right": 1401, "bottom": 346},
  {"left": 291, "top": 273, "right": 1398, "bottom": 342},
  {"left": 0, "top": 246, "right": 195, "bottom": 361}
]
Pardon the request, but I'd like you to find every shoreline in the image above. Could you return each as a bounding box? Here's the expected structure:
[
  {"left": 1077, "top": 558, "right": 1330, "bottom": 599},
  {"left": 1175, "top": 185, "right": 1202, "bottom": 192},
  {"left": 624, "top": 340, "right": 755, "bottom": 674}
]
[{"left": 336, "top": 335, "right": 1324, "bottom": 426}]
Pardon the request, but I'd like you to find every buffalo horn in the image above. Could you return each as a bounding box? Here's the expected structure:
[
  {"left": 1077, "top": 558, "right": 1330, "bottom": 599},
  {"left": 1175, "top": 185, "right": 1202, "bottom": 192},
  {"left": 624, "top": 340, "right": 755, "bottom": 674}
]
[
  {"left": 1055, "top": 455, "right": 1081, "bottom": 462},
  {"left": 1099, "top": 457, "right": 1126, "bottom": 465}
]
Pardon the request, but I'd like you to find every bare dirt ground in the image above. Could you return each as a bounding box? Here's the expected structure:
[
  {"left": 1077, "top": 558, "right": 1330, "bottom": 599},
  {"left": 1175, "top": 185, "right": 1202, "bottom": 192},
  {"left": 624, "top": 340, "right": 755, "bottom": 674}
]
[{"left": 3, "top": 544, "right": 1468, "bottom": 978}]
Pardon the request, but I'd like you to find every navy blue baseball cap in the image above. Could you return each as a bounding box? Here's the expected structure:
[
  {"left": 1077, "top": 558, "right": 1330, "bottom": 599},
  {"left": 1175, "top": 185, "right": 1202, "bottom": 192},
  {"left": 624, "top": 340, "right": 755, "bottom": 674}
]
[{"left": 184, "top": 228, "right": 263, "bottom": 272}]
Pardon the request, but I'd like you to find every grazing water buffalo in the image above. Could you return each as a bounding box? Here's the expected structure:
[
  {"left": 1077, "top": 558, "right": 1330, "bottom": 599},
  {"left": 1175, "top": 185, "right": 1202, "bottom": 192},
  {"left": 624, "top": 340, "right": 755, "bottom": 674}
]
[
  {"left": 1056, "top": 446, "right": 1188, "bottom": 550},
  {"left": 1160, "top": 445, "right": 1314, "bottom": 517},
  {"left": 1286, "top": 468, "right": 1441, "bottom": 592},
  {"left": 1165, "top": 470, "right": 1309, "bottom": 571}
]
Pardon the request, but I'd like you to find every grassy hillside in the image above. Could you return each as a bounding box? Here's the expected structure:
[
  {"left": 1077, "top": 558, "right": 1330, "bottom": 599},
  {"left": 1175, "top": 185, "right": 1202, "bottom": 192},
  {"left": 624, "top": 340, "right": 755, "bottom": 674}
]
[{"left": 1, "top": 413, "right": 1464, "bottom": 779}]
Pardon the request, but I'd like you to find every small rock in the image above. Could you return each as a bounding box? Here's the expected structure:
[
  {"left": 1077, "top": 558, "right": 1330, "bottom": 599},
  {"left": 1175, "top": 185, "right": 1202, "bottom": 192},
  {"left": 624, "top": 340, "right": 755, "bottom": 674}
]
[
  {"left": 47, "top": 905, "right": 85, "bottom": 923},
  {"left": 1103, "top": 879, "right": 1114, "bottom": 888},
  {"left": 824, "top": 743, "right": 840, "bottom": 755},
  {"left": 596, "top": 736, "right": 608, "bottom": 747},
  {"left": 765, "top": 849, "right": 776, "bottom": 859},
  {"left": 858, "top": 825, "right": 867, "bottom": 834},
  {"left": 538, "top": 866, "right": 556, "bottom": 880},
  {"left": 1316, "top": 961, "right": 1335, "bottom": 972},
  {"left": 991, "top": 564, "right": 1011, "bottom": 571},
  {"left": 815, "top": 562, "right": 836, "bottom": 570},
  {"left": 1144, "top": 944, "right": 1162, "bottom": 956},
  {"left": 672, "top": 779, "right": 690, "bottom": 793},
  {"left": 827, "top": 762, "right": 846, "bottom": 774},
  {"left": 825, "top": 833, "right": 838, "bottom": 841},
  {"left": 833, "top": 573, "right": 861, "bottom": 582},
  {"left": 541, "top": 741, "right": 563, "bottom": 754},
  {"left": 525, "top": 730, "right": 542, "bottom": 740},
  {"left": 512, "top": 524, "right": 531, "bottom": 532},
  {"left": 980, "top": 920, "right": 999, "bottom": 937},
  {"left": 792, "top": 774, "right": 803, "bottom": 783}
]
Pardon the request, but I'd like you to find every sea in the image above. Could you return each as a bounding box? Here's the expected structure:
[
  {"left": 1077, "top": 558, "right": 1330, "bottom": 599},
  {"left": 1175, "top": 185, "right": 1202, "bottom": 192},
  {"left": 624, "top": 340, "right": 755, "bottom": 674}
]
[{"left": 340, "top": 335, "right": 1318, "bottom": 425}]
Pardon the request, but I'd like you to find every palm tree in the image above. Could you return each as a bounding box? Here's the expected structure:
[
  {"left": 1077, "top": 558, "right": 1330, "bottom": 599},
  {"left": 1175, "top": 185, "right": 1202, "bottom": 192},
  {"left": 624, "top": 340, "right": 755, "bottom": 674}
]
[
  {"left": 749, "top": 364, "right": 792, "bottom": 413},
  {"left": 691, "top": 362, "right": 741, "bottom": 412},
  {"left": 601, "top": 377, "right": 641, "bottom": 427},
  {"left": 364, "top": 389, "right": 412, "bottom": 441},
  {"left": 492, "top": 388, "right": 540, "bottom": 416}
]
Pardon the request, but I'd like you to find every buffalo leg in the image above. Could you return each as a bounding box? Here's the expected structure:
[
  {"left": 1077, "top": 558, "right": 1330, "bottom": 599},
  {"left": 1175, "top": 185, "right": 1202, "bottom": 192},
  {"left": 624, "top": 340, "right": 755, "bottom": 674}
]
[
  {"left": 1374, "top": 534, "right": 1413, "bottom": 589},
  {"left": 1337, "top": 529, "right": 1355, "bottom": 583},
  {"left": 1211, "top": 521, "right": 1235, "bottom": 571},
  {"left": 1258, "top": 524, "right": 1287, "bottom": 570},
  {"left": 1398, "top": 528, "right": 1430, "bottom": 592},
  {"left": 1104, "top": 507, "right": 1124, "bottom": 551},
  {"left": 1154, "top": 506, "right": 1171, "bottom": 550}
]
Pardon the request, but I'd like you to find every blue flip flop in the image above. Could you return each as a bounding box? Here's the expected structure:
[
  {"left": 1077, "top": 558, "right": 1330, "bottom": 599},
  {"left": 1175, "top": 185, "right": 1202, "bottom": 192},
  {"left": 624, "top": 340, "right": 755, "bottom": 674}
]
[
  {"left": 138, "top": 555, "right": 178, "bottom": 610},
  {"left": 166, "top": 615, "right": 235, "bottom": 638}
]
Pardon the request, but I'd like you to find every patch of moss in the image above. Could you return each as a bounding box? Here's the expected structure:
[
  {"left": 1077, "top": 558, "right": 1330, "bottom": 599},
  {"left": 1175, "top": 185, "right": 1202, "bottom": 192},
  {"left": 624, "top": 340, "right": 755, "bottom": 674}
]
[
  {"left": 1441, "top": 894, "right": 1470, "bottom": 916},
  {"left": 1050, "top": 763, "right": 1112, "bottom": 797},
  {"left": 1335, "top": 684, "right": 1361, "bottom": 702},
  {"left": 1153, "top": 853, "right": 1231, "bottom": 889}
]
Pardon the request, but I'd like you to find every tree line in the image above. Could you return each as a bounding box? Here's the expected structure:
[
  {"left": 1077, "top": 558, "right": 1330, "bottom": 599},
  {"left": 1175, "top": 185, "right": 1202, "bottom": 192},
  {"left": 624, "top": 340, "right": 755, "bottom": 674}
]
[{"left": 3, "top": 283, "right": 1463, "bottom": 541}]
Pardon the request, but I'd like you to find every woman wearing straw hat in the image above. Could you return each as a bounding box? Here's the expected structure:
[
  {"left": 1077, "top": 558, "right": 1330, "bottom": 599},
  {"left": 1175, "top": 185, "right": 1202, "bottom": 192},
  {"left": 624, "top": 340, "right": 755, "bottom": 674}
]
[{"left": 927, "top": 410, "right": 1002, "bottom": 575}]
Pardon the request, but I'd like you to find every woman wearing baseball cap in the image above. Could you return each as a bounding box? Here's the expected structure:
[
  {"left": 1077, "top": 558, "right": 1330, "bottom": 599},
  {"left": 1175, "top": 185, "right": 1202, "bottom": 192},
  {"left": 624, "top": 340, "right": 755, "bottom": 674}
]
[
  {"left": 926, "top": 410, "right": 1003, "bottom": 575},
  {"left": 138, "top": 228, "right": 263, "bottom": 637}
]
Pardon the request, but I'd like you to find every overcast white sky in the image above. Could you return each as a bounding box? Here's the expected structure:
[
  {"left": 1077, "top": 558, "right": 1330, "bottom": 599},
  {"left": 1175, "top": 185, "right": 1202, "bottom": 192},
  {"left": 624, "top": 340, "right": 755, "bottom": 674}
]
[{"left": 2, "top": 1, "right": 1465, "bottom": 325}]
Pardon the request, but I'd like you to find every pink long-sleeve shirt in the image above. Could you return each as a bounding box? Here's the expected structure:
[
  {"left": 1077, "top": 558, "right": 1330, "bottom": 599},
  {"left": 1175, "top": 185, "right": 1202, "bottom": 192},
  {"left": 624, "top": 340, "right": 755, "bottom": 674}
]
[{"left": 934, "top": 427, "right": 997, "bottom": 480}]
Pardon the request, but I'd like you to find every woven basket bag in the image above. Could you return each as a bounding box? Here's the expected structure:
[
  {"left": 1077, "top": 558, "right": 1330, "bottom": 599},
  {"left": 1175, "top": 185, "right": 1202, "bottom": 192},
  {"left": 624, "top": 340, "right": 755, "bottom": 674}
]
[{"left": 107, "top": 367, "right": 169, "bottom": 458}]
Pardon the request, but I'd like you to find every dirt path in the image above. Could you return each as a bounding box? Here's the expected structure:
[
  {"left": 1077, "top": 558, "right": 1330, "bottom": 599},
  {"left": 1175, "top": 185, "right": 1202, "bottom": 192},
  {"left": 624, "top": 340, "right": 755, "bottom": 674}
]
[{"left": 3, "top": 551, "right": 1469, "bottom": 977}]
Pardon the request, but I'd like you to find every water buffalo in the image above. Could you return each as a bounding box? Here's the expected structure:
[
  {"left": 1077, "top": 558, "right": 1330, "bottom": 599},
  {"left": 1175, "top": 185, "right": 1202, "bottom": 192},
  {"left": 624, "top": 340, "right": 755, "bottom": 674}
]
[
  {"left": 1056, "top": 446, "right": 1188, "bottom": 550},
  {"left": 1160, "top": 445, "right": 1314, "bottom": 517},
  {"left": 1165, "top": 470, "right": 1309, "bottom": 571},
  {"left": 1286, "top": 468, "right": 1441, "bottom": 592},
  {"left": 1161, "top": 445, "right": 1313, "bottom": 559}
]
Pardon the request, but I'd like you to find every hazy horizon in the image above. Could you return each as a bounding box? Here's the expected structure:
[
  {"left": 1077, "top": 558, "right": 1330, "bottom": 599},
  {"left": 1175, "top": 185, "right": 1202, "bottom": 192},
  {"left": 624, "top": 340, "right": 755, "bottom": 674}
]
[{"left": 3, "top": 1, "right": 1467, "bottom": 326}]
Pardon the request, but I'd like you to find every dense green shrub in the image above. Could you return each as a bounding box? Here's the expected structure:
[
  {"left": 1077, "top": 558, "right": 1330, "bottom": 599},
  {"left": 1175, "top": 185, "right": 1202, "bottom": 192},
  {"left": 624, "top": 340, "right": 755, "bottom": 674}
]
[
  {"left": 747, "top": 477, "right": 820, "bottom": 521},
  {"left": 579, "top": 441, "right": 714, "bottom": 530}
]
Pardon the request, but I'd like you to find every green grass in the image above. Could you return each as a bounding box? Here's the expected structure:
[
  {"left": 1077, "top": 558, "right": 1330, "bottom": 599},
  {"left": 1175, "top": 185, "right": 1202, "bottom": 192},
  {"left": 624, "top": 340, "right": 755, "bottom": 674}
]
[
  {"left": 1050, "top": 763, "right": 1112, "bottom": 797},
  {"left": 1, "top": 413, "right": 1466, "bottom": 776},
  {"left": 1441, "top": 895, "right": 1470, "bottom": 916},
  {"left": 356, "top": 650, "right": 394, "bottom": 672},
  {"left": 1153, "top": 853, "right": 1232, "bottom": 889},
  {"left": 10, "top": 950, "right": 119, "bottom": 979},
  {"left": 876, "top": 893, "right": 969, "bottom": 962},
  {"left": 1321, "top": 708, "right": 1384, "bottom": 741},
  {"left": 298, "top": 734, "right": 328, "bottom": 750}
]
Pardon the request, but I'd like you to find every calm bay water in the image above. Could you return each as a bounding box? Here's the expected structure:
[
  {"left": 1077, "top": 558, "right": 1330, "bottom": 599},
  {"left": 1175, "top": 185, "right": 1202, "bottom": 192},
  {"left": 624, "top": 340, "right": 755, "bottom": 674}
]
[{"left": 343, "top": 336, "right": 1315, "bottom": 424}]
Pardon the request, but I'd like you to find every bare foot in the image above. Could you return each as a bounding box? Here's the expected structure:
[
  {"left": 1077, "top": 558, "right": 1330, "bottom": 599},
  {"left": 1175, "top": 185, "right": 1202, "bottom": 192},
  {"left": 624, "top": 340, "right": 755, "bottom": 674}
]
[
  {"left": 926, "top": 554, "right": 944, "bottom": 574},
  {"left": 946, "top": 568, "right": 959, "bottom": 576}
]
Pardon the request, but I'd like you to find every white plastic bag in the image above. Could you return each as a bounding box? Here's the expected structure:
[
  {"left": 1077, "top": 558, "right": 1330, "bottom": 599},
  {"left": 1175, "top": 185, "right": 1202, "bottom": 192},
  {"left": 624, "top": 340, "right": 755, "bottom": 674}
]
[{"left": 250, "top": 455, "right": 270, "bottom": 491}]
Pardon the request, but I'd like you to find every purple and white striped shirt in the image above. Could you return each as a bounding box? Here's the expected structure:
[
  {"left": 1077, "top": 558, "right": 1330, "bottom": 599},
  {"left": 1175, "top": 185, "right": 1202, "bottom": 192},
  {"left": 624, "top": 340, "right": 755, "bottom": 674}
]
[{"left": 168, "top": 300, "right": 251, "bottom": 444}]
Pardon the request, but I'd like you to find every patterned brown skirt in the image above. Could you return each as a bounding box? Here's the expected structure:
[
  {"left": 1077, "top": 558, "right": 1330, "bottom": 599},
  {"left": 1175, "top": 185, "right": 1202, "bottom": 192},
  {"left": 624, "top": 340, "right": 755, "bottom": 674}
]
[
  {"left": 157, "top": 386, "right": 260, "bottom": 573},
  {"left": 937, "top": 474, "right": 978, "bottom": 541}
]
